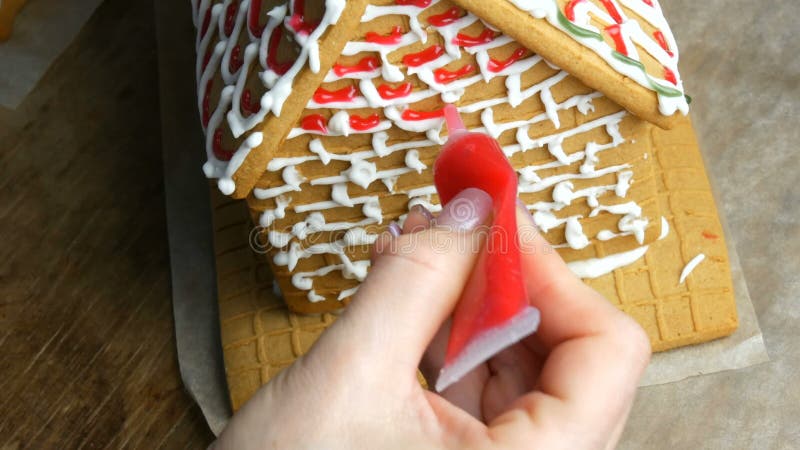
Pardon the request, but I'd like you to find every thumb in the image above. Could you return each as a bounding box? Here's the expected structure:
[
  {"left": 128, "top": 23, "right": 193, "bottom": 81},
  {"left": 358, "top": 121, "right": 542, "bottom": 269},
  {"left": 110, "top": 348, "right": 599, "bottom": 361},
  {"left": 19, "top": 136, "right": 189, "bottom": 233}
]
[{"left": 318, "top": 188, "right": 493, "bottom": 376}]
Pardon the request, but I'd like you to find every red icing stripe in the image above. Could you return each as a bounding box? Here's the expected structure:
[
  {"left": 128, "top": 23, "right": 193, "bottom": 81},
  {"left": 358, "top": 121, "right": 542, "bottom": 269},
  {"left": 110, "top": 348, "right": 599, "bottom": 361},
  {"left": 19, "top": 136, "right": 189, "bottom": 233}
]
[
  {"left": 287, "top": 0, "right": 319, "bottom": 36},
  {"left": 377, "top": 82, "right": 413, "bottom": 100},
  {"left": 313, "top": 85, "right": 359, "bottom": 104},
  {"left": 663, "top": 67, "right": 677, "bottom": 85},
  {"left": 434, "top": 64, "right": 474, "bottom": 84},
  {"left": 599, "top": 0, "right": 624, "bottom": 23},
  {"left": 266, "top": 27, "right": 292, "bottom": 75},
  {"left": 653, "top": 30, "right": 674, "bottom": 56},
  {"left": 565, "top": 0, "right": 587, "bottom": 21},
  {"left": 301, "top": 114, "right": 328, "bottom": 133},
  {"left": 605, "top": 24, "right": 628, "bottom": 55},
  {"left": 395, "top": 0, "right": 432, "bottom": 7},
  {"left": 350, "top": 114, "right": 381, "bottom": 131},
  {"left": 202, "top": 47, "right": 213, "bottom": 72},
  {"left": 201, "top": 8, "right": 212, "bottom": 37},
  {"left": 202, "top": 80, "right": 213, "bottom": 127},
  {"left": 428, "top": 7, "right": 463, "bottom": 27},
  {"left": 333, "top": 56, "right": 381, "bottom": 77},
  {"left": 403, "top": 45, "right": 445, "bottom": 67},
  {"left": 230, "top": 44, "right": 244, "bottom": 72},
  {"left": 642, "top": 0, "right": 654, "bottom": 6},
  {"left": 487, "top": 47, "right": 527, "bottom": 73},
  {"left": 365, "top": 26, "right": 403, "bottom": 45},
  {"left": 249, "top": 0, "right": 263, "bottom": 37},
  {"left": 453, "top": 29, "right": 496, "bottom": 47},
  {"left": 401, "top": 108, "right": 444, "bottom": 121},
  {"left": 213, "top": 129, "right": 234, "bottom": 161},
  {"left": 224, "top": 2, "right": 238, "bottom": 37},
  {"left": 241, "top": 89, "right": 261, "bottom": 116}
]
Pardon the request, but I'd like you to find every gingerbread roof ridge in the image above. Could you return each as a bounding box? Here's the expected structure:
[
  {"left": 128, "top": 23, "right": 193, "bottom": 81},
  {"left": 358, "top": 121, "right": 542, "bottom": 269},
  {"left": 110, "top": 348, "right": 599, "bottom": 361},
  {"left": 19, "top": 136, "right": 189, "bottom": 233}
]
[
  {"left": 196, "top": 0, "right": 371, "bottom": 199},
  {"left": 450, "top": 0, "right": 689, "bottom": 129}
]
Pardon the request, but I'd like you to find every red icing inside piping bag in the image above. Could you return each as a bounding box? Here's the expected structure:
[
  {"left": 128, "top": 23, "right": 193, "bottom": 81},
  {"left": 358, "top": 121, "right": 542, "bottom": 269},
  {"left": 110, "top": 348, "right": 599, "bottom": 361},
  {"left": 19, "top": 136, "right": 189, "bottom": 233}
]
[{"left": 433, "top": 105, "right": 540, "bottom": 392}]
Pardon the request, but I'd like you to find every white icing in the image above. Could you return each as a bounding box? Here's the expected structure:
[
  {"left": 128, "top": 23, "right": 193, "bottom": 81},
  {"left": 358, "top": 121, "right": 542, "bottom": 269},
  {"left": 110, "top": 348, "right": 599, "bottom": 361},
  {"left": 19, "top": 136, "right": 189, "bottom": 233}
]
[
  {"left": 404, "top": 149, "right": 427, "bottom": 173},
  {"left": 337, "top": 286, "right": 359, "bottom": 300},
  {"left": 658, "top": 216, "right": 670, "bottom": 240},
  {"left": 343, "top": 159, "right": 378, "bottom": 189},
  {"left": 192, "top": 1, "right": 665, "bottom": 297},
  {"left": 259, "top": 195, "right": 291, "bottom": 227},
  {"left": 567, "top": 246, "right": 649, "bottom": 278},
  {"left": 217, "top": 132, "right": 264, "bottom": 195},
  {"left": 679, "top": 253, "right": 706, "bottom": 284},
  {"left": 506, "top": 0, "right": 688, "bottom": 116},
  {"left": 308, "top": 290, "right": 326, "bottom": 303}
]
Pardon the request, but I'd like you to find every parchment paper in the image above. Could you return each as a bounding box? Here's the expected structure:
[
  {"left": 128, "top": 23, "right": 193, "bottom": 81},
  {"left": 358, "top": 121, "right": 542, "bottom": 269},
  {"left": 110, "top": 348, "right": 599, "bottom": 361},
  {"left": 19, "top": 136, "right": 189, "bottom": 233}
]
[
  {"left": 0, "top": 0, "right": 104, "bottom": 109},
  {"left": 152, "top": 0, "right": 769, "bottom": 438}
]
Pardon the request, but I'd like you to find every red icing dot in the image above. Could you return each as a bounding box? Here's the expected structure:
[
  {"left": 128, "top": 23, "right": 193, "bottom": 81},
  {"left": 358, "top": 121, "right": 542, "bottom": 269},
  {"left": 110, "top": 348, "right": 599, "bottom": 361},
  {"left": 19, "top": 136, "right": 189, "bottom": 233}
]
[
  {"left": 365, "top": 26, "right": 404, "bottom": 45},
  {"left": 230, "top": 44, "right": 244, "bottom": 73},
  {"left": 642, "top": 0, "right": 654, "bottom": 6},
  {"left": 663, "top": 67, "right": 677, "bottom": 85},
  {"left": 428, "top": 7, "right": 463, "bottom": 27},
  {"left": 487, "top": 47, "right": 527, "bottom": 73},
  {"left": 224, "top": 2, "right": 238, "bottom": 37},
  {"left": 453, "top": 29, "right": 496, "bottom": 47},
  {"left": 434, "top": 64, "right": 475, "bottom": 84},
  {"left": 301, "top": 114, "right": 328, "bottom": 134},
  {"left": 377, "top": 82, "right": 413, "bottom": 100},
  {"left": 202, "top": 79, "right": 213, "bottom": 127},
  {"left": 653, "top": 30, "right": 674, "bottom": 56},
  {"left": 349, "top": 114, "right": 381, "bottom": 131},
  {"left": 403, "top": 45, "right": 445, "bottom": 67},
  {"left": 313, "top": 85, "right": 359, "bottom": 104},
  {"left": 401, "top": 108, "right": 444, "bottom": 121},
  {"left": 702, "top": 231, "right": 719, "bottom": 240},
  {"left": 249, "top": 0, "right": 263, "bottom": 37},
  {"left": 266, "top": 27, "right": 292, "bottom": 75},
  {"left": 605, "top": 24, "right": 628, "bottom": 55},
  {"left": 333, "top": 56, "right": 381, "bottom": 77},
  {"left": 395, "top": 0, "right": 432, "bottom": 7},
  {"left": 213, "top": 129, "right": 234, "bottom": 161},
  {"left": 599, "top": 0, "right": 624, "bottom": 24}
]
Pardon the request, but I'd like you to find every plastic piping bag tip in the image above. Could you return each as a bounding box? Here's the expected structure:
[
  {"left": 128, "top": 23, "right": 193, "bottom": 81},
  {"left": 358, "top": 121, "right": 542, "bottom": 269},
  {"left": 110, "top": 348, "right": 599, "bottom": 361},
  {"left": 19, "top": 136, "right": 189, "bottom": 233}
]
[
  {"left": 443, "top": 104, "right": 465, "bottom": 134},
  {"left": 435, "top": 306, "right": 541, "bottom": 392}
]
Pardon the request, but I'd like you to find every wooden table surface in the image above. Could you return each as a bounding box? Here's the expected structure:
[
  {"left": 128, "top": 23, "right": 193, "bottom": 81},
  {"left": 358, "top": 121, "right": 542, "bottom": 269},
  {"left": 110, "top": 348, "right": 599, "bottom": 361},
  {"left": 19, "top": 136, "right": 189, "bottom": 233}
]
[{"left": 0, "top": 0, "right": 215, "bottom": 447}]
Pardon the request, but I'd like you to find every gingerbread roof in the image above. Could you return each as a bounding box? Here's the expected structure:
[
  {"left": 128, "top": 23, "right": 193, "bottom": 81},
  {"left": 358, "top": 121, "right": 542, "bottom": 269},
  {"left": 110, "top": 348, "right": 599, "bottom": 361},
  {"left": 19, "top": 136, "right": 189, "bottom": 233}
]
[{"left": 193, "top": 0, "right": 688, "bottom": 199}]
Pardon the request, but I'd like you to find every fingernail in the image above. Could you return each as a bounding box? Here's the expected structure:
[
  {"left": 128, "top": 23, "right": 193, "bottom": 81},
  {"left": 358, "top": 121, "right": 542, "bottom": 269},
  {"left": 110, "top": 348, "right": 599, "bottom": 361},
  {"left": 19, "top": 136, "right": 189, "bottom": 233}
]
[
  {"left": 410, "top": 204, "right": 434, "bottom": 222},
  {"left": 435, "top": 188, "right": 493, "bottom": 231},
  {"left": 387, "top": 221, "right": 402, "bottom": 237}
]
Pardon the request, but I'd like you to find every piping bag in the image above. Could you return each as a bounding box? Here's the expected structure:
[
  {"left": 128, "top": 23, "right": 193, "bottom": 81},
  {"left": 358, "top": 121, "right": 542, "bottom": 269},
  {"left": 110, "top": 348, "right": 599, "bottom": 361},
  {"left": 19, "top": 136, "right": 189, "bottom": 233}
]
[{"left": 432, "top": 105, "right": 541, "bottom": 392}]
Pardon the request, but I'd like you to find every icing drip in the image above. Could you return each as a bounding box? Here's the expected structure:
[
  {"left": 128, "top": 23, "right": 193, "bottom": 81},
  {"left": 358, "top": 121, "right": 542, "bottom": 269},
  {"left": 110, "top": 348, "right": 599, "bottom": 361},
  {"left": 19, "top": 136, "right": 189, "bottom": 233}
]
[
  {"left": 679, "top": 253, "right": 706, "bottom": 284},
  {"left": 567, "top": 246, "right": 649, "bottom": 278}
]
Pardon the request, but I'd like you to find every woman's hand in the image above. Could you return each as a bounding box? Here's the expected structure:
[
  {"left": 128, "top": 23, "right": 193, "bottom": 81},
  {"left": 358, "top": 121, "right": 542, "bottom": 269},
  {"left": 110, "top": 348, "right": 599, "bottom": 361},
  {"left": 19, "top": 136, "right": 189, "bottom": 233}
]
[{"left": 212, "top": 188, "right": 651, "bottom": 450}]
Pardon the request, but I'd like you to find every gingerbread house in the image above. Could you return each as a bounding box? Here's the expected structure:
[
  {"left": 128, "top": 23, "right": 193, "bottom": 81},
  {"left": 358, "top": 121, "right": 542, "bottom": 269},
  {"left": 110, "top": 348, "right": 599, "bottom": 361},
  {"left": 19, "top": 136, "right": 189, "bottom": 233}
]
[{"left": 191, "top": 0, "right": 738, "bottom": 353}]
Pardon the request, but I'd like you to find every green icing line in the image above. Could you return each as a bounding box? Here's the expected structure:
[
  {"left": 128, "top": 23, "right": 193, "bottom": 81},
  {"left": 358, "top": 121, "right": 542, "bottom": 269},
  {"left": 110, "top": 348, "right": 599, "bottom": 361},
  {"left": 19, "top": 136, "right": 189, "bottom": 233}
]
[
  {"left": 557, "top": 10, "right": 603, "bottom": 41},
  {"left": 612, "top": 51, "right": 683, "bottom": 98},
  {"left": 555, "top": 5, "right": 686, "bottom": 101},
  {"left": 612, "top": 50, "right": 645, "bottom": 71}
]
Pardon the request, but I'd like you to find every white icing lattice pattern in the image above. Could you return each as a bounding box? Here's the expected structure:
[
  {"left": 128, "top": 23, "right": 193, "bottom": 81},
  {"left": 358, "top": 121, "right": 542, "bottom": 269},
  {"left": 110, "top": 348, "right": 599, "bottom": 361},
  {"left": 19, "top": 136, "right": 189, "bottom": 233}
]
[{"left": 251, "top": 1, "right": 656, "bottom": 302}]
